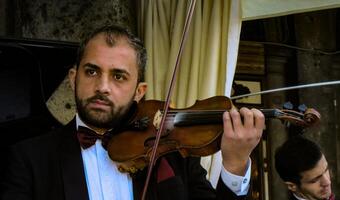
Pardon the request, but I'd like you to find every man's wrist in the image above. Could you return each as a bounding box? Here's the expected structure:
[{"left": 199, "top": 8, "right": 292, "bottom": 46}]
[
  {"left": 222, "top": 158, "right": 249, "bottom": 176},
  {"left": 220, "top": 158, "right": 252, "bottom": 196}
]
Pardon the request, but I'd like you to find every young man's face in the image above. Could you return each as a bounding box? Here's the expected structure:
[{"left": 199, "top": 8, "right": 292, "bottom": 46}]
[
  {"left": 69, "top": 34, "right": 147, "bottom": 132},
  {"left": 292, "top": 155, "right": 332, "bottom": 200}
]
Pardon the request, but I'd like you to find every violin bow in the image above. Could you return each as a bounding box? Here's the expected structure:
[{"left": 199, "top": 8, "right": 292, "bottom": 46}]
[
  {"left": 230, "top": 80, "right": 340, "bottom": 100},
  {"left": 141, "top": 0, "right": 197, "bottom": 199}
]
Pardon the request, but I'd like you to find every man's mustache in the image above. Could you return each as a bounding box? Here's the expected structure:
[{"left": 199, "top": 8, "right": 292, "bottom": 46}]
[{"left": 86, "top": 94, "right": 113, "bottom": 106}]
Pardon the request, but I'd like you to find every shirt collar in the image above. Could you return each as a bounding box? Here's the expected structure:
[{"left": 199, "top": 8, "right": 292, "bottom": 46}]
[
  {"left": 293, "top": 193, "right": 307, "bottom": 200},
  {"left": 75, "top": 114, "right": 113, "bottom": 134},
  {"left": 76, "top": 114, "right": 89, "bottom": 130}
]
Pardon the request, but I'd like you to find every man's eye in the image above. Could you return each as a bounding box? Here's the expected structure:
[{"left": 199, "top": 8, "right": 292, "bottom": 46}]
[
  {"left": 309, "top": 179, "right": 318, "bottom": 184},
  {"left": 114, "top": 74, "right": 125, "bottom": 81},
  {"left": 86, "top": 69, "right": 97, "bottom": 76}
]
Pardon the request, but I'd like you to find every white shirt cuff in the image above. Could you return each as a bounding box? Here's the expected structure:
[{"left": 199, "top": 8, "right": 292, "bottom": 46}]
[{"left": 220, "top": 158, "right": 251, "bottom": 196}]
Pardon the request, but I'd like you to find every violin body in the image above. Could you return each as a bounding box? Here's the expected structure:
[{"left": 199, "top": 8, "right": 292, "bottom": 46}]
[{"left": 107, "top": 96, "right": 232, "bottom": 173}]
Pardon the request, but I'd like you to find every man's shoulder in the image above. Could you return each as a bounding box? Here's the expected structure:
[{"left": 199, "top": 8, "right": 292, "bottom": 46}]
[
  {"left": 11, "top": 121, "right": 75, "bottom": 152},
  {"left": 289, "top": 193, "right": 298, "bottom": 200}
]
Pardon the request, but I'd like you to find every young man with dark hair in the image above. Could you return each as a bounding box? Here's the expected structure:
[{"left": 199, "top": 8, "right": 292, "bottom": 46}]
[{"left": 275, "top": 136, "right": 335, "bottom": 200}]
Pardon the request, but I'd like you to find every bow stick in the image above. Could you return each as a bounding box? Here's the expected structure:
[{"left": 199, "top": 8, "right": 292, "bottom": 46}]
[
  {"left": 231, "top": 80, "right": 340, "bottom": 100},
  {"left": 141, "top": 0, "right": 197, "bottom": 199}
]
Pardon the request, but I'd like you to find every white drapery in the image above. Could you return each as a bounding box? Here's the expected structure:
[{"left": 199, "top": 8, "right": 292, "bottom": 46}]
[
  {"left": 138, "top": 0, "right": 242, "bottom": 187},
  {"left": 138, "top": 0, "right": 241, "bottom": 107}
]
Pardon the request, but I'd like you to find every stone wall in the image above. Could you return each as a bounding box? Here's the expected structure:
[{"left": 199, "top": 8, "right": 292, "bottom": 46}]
[
  {"left": 263, "top": 9, "right": 340, "bottom": 199},
  {"left": 294, "top": 9, "right": 339, "bottom": 197},
  {"left": 2, "top": 0, "right": 136, "bottom": 41}
]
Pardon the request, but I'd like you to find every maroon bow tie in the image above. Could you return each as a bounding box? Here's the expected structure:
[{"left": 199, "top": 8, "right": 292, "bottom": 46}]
[{"left": 76, "top": 126, "right": 111, "bottom": 149}]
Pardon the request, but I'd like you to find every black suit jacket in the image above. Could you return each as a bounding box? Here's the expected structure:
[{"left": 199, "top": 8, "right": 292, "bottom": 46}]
[{"left": 1, "top": 120, "right": 250, "bottom": 200}]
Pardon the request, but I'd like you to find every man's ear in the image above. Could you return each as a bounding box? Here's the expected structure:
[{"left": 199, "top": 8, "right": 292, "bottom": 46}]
[
  {"left": 68, "top": 66, "right": 77, "bottom": 91},
  {"left": 285, "top": 181, "right": 298, "bottom": 192},
  {"left": 134, "top": 82, "right": 147, "bottom": 102}
]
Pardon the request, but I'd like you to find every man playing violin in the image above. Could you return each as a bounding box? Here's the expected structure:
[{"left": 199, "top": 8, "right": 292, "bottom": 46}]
[
  {"left": 275, "top": 136, "right": 335, "bottom": 200},
  {"left": 1, "top": 25, "right": 265, "bottom": 199}
]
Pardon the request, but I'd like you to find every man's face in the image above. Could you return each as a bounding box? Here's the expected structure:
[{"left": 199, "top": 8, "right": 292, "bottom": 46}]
[
  {"left": 293, "top": 155, "right": 332, "bottom": 200},
  {"left": 69, "top": 34, "right": 147, "bottom": 131}
]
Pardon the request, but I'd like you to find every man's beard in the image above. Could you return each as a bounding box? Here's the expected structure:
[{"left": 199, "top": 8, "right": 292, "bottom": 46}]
[{"left": 75, "top": 92, "right": 135, "bottom": 130}]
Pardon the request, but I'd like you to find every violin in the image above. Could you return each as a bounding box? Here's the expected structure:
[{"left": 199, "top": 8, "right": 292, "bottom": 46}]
[{"left": 106, "top": 96, "right": 320, "bottom": 174}]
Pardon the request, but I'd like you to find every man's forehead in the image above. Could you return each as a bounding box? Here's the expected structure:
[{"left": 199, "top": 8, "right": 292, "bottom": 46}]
[
  {"left": 300, "top": 155, "right": 328, "bottom": 182},
  {"left": 90, "top": 33, "right": 129, "bottom": 45},
  {"left": 84, "top": 34, "right": 135, "bottom": 56}
]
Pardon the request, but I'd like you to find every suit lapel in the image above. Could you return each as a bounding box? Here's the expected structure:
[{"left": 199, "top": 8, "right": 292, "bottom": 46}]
[{"left": 60, "top": 120, "right": 89, "bottom": 200}]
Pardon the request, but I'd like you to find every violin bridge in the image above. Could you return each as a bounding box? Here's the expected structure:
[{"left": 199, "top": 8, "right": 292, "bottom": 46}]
[{"left": 153, "top": 110, "right": 163, "bottom": 130}]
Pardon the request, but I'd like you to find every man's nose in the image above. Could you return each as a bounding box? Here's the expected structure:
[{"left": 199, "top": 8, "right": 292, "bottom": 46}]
[
  {"left": 96, "top": 76, "right": 111, "bottom": 94},
  {"left": 320, "top": 173, "right": 331, "bottom": 186}
]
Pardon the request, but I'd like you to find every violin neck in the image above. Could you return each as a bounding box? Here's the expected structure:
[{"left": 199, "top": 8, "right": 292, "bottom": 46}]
[
  {"left": 173, "top": 109, "right": 282, "bottom": 127},
  {"left": 259, "top": 109, "right": 285, "bottom": 118}
]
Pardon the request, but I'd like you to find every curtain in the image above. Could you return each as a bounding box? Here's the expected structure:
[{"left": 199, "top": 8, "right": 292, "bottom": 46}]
[{"left": 138, "top": 0, "right": 242, "bottom": 187}]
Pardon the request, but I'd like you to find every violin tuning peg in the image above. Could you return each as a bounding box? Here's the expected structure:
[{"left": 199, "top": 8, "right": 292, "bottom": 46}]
[
  {"left": 283, "top": 101, "right": 293, "bottom": 110},
  {"left": 298, "top": 104, "right": 307, "bottom": 113}
]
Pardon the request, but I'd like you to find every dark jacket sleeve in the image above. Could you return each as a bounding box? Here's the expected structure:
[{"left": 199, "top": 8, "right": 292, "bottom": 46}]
[
  {"left": 163, "top": 153, "right": 252, "bottom": 200},
  {"left": 1, "top": 144, "right": 34, "bottom": 200},
  {"left": 0, "top": 131, "right": 68, "bottom": 200},
  {"left": 216, "top": 177, "right": 251, "bottom": 200}
]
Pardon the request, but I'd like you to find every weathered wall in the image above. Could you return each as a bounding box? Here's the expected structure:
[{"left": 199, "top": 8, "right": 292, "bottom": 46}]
[
  {"left": 294, "top": 9, "right": 339, "bottom": 197},
  {"left": 3, "top": 0, "right": 136, "bottom": 41}
]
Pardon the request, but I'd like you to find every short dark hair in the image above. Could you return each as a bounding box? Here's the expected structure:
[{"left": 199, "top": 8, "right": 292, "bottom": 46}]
[
  {"left": 274, "top": 136, "right": 323, "bottom": 185},
  {"left": 76, "top": 24, "right": 147, "bottom": 82}
]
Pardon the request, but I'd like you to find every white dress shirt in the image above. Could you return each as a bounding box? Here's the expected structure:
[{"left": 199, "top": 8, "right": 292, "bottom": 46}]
[{"left": 77, "top": 116, "right": 133, "bottom": 200}]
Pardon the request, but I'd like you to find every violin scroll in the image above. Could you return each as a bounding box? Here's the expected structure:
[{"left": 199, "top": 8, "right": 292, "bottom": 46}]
[
  {"left": 263, "top": 106, "right": 320, "bottom": 128},
  {"left": 303, "top": 108, "right": 321, "bottom": 126}
]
